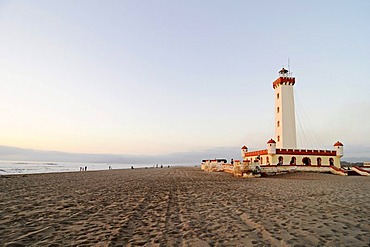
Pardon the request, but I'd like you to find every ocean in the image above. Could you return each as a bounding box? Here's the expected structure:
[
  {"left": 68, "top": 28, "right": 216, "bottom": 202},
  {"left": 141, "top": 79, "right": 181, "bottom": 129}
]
[{"left": 0, "top": 161, "right": 170, "bottom": 175}]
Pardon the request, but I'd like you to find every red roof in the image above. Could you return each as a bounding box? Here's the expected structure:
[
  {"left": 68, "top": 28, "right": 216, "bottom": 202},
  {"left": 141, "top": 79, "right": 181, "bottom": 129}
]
[
  {"left": 334, "top": 141, "right": 343, "bottom": 146},
  {"left": 272, "top": 77, "right": 295, "bottom": 89},
  {"left": 267, "top": 139, "right": 276, "bottom": 144},
  {"left": 241, "top": 145, "right": 248, "bottom": 149}
]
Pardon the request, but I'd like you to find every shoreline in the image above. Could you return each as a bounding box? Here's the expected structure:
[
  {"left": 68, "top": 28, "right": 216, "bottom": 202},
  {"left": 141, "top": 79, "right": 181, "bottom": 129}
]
[
  {"left": 0, "top": 160, "right": 189, "bottom": 176},
  {"left": 1, "top": 167, "right": 369, "bottom": 246}
]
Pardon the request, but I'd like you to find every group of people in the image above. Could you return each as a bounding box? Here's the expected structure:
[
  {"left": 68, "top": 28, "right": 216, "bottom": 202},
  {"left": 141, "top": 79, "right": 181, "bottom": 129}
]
[
  {"left": 78, "top": 164, "right": 172, "bottom": 171},
  {"left": 155, "top": 164, "right": 171, "bottom": 168}
]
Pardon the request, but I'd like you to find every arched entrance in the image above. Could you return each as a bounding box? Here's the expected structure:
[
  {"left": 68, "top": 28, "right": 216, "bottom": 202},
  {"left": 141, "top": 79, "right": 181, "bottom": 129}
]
[
  {"left": 290, "top": 156, "right": 296, "bottom": 165},
  {"left": 329, "top": 158, "right": 334, "bottom": 166},
  {"left": 278, "top": 156, "right": 283, "bottom": 165},
  {"left": 317, "top": 157, "right": 322, "bottom": 166},
  {"left": 302, "top": 157, "right": 311, "bottom": 166}
]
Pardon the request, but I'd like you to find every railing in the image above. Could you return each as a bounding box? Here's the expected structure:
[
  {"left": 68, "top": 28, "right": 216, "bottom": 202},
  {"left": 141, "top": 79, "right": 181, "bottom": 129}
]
[{"left": 352, "top": 166, "right": 370, "bottom": 176}]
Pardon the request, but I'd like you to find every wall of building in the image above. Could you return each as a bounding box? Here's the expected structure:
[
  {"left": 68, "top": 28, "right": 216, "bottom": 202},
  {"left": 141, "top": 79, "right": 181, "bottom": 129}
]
[
  {"left": 275, "top": 84, "right": 297, "bottom": 149},
  {"left": 244, "top": 153, "right": 341, "bottom": 168}
]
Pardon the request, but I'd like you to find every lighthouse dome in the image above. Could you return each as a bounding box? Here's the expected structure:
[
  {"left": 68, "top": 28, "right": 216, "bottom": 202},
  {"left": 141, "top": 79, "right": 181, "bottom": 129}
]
[
  {"left": 333, "top": 141, "right": 344, "bottom": 157},
  {"left": 334, "top": 141, "right": 343, "bottom": 146},
  {"left": 267, "top": 139, "right": 276, "bottom": 154},
  {"left": 267, "top": 139, "right": 276, "bottom": 144},
  {"left": 241, "top": 145, "right": 248, "bottom": 158}
]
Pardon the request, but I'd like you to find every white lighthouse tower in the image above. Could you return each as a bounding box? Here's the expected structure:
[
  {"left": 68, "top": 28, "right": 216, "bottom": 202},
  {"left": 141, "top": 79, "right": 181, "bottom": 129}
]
[{"left": 273, "top": 68, "right": 297, "bottom": 149}]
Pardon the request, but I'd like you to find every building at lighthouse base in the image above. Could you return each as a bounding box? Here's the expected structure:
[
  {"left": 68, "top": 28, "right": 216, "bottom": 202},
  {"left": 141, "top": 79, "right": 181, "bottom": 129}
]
[
  {"left": 200, "top": 140, "right": 351, "bottom": 176},
  {"left": 239, "top": 140, "right": 348, "bottom": 175}
]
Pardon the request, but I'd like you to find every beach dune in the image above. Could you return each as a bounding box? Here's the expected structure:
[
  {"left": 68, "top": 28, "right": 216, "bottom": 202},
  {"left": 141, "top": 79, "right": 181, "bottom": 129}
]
[{"left": 0, "top": 167, "right": 369, "bottom": 246}]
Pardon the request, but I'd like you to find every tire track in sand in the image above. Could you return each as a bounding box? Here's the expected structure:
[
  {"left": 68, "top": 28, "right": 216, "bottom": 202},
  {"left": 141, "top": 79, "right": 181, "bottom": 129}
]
[
  {"left": 108, "top": 192, "right": 151, "bottom": 246},
  {"left": 107, "top": 170, "right": 157, "bottom": 246},
  {"left": 238, "top": 211, "right": 289, "bottom": 247},
  {"left": 161, "top": 169, "right": 183, "bottom": 246}
]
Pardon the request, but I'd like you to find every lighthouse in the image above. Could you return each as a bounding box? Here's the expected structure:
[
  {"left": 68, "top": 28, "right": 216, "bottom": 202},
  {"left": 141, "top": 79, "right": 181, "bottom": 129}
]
[
  {"left": 273, "top": 68, "right": 297, "bottom": 149},
  {"left": 237, "top": 67, "right": 345, "bottom": 170},
  {"left": 201, "top": 66, "right": 351, "bottom": 175}
]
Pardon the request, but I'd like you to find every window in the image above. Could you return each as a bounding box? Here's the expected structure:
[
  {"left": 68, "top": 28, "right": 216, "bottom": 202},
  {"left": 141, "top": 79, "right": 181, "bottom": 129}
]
[
  {"left": 277, "top": 121, "right": 280, "bottom": 127},
  {"left": 277, "top": 93, "right": 279, "bottom": 99},
  {"left": 277, "top": 135, "right": 280, "bottom": 142},
  {"left": 266, "top": 157, "right": 270, "bottom": 164},
  {"left": 261, "top": 157, "right": 263, "bottom": 164},
  {"left": 277, "top": 107, "right": 280, "bottom": 113}
]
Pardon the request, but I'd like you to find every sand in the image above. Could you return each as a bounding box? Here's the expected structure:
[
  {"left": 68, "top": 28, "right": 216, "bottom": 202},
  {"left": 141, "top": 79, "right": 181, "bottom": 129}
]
[{"left": 0, "top": 167, "right": 369, "bottom": 247}]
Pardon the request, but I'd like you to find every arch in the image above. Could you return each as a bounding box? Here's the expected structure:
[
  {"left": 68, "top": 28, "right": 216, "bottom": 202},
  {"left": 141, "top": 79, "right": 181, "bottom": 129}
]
[
  {"left": 260, "top": 157, "right": 263, "bottom": 164},
  {"left": 266, "top": 157, "right": 270, "bottom": 165},
  {"left": 329, "top": 158, "right": 334, "bottom": 166},
  {"left": 317, "top": 157, "right": 322, "bottom": 166},
  {"left": 278, "top": 156, "right": 283, "bottom": 165},
  {"left": 290, "top": 156, "right": 296, "bottom": 165},
  {"left": 302, "top": 157, "right": 311, "bottom": 166}
]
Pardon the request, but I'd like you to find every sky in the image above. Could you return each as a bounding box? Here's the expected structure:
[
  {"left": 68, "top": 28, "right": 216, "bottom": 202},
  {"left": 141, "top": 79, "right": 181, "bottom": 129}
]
[{"left": 0, "top": 0, "right": 369, "bottom": 163}]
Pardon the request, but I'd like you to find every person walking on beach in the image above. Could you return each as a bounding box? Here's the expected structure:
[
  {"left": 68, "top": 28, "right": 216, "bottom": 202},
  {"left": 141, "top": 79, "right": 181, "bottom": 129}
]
[{"left": 85, "top": 166, "right": 87, "bottom": 171}]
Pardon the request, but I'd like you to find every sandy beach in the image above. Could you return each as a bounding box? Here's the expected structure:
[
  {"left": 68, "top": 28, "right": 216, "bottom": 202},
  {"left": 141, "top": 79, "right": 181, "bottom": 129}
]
[{"left": 0, "top": 167, "right": 369, "bottom": 246}]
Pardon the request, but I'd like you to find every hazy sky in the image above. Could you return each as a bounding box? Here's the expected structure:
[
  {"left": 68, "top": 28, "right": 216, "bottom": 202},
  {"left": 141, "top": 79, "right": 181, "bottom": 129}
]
[{"left": 0, "top": 1, "right": 369, "bottom": 161}]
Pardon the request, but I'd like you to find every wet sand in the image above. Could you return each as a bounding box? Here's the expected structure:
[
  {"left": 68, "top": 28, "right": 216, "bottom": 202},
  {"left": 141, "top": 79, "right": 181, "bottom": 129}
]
[{"left": 0, "top": 167, "right": 369, "bottom": 246}]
